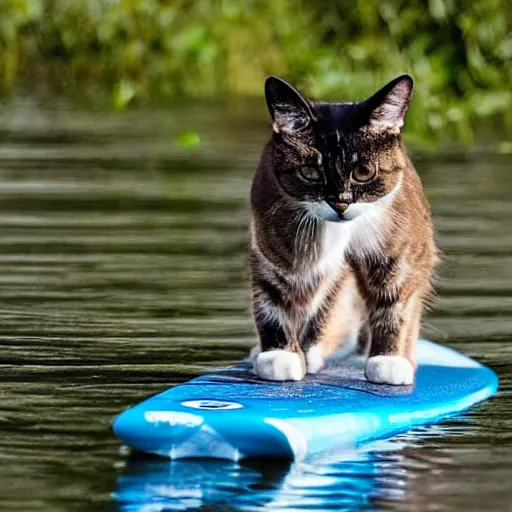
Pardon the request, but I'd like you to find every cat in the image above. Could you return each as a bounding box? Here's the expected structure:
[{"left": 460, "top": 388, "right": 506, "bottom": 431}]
[{"left": 249, "top": 74, "right": 439, "bottom": 385}]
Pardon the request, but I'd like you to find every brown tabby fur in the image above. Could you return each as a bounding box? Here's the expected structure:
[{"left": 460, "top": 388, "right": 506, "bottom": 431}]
[{"left": 250, "top": 75, "right": 439, "bottom": 384}]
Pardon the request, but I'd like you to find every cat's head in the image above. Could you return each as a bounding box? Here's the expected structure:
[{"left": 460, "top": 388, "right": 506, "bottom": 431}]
[{"left": 264, "top": 75, "right": 413, "bottom": 222}]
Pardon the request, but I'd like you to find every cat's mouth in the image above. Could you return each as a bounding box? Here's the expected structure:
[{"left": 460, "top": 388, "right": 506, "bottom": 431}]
[
  {"left": 333, "top": 202, "right": 350, "bottom": 214},
  {"left": 305, "top": 200, "right": 354, "bottom": 222},
  {"left": 327, "top": 201, "right": 352, "bottom": 221}
]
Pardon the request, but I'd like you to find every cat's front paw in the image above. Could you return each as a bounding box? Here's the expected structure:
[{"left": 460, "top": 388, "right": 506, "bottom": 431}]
[
  {"left": 254, "top": 350, "right": 305, "bottom": 381},
  {"left": 306, "top": 345, "right": 325, "bottom": 374},
  {"left": 365, "top": 355, "right": 414, "bottom": 385}
]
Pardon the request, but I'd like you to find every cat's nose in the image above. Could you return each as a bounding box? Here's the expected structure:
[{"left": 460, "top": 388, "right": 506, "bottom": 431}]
[{"left": 335, "top": 203, "right": 349, "bottom": 213}]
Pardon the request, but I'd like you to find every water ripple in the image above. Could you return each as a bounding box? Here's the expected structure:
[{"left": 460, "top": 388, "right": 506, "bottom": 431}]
[{"left": 0, "top": 99, "right": 510, "bottom": 511}]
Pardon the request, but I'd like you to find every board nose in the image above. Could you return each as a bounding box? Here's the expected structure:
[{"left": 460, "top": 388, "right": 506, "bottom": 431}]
[{"left": 113, "top": 402, "right": 302, "bottom": 460}]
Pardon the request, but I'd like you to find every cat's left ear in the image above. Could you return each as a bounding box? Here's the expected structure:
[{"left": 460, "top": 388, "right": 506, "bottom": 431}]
[
  {"left": 360, "top": 75, "right": 414, "bottom": 132},
  {"left": 265, "top": 76, "right": 314, "bottom": 135}
]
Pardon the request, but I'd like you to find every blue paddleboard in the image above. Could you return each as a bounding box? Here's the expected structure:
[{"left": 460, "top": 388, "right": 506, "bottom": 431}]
[{"left": 113, "top": 339, "right": 498, "bottom": 460}]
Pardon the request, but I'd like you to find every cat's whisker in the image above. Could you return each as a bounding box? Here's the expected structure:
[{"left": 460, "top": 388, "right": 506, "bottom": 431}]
[
  {"left": 294, "top": 210, "right": 309, "bottom": 267},
  {"left": 305, "top": 214, "right": 317, "bottom": 265},
  {"left": 262, "top": 201, "right": 281, "bottom": 221}
]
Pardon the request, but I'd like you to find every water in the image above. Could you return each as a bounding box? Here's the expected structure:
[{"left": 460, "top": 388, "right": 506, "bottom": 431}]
[{"left": 0, "top": 96, "right": 511, "bottom": 512}]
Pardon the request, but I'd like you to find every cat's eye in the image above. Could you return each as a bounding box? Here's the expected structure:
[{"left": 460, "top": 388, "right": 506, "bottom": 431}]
[
  {"left": 299, "top": 166, "right": 321, "bottom": 182},
  {"left": 351, "top": 163, "right": 377, "bottom": 183}
]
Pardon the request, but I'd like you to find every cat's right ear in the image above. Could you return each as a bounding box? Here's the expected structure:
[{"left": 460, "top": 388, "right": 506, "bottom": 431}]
[
  {"left": 265, "top": 76, "right": 314, "bottom": 135},
  {"left": 359, "top": 75, "right": 414, "bottom": 133}
]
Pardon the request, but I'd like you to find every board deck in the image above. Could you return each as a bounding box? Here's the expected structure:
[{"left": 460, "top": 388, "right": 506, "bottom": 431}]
[{"left": 113, "top": 339, "right": 498, "bottom": 461}]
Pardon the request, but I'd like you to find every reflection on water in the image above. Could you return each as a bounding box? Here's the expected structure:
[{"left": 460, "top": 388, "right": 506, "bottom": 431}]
[
  {"left": 114, "top": 425, "right": 481, "bottom": 511},
  {"left": 0, "top": 96, "right": 511, "bottom": 512},
  {"left": 115, "top": 444, "right": 396, "bottom": 511},
  {"left": 116, "top": 456, "right": 292, "bottom": 511}
]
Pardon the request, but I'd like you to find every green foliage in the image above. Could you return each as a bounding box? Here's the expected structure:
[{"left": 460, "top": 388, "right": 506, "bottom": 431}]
[
  {"left": 1, "top": 0, "right": 511, "bottom": 139},
  {"left": 175, "top": 130, "right": 200, "bottom": 148}
]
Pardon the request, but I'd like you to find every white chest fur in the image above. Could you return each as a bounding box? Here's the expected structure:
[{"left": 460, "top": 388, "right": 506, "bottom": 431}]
[{"left": 316, "top": 175, "right": 402, "bottom": 275}]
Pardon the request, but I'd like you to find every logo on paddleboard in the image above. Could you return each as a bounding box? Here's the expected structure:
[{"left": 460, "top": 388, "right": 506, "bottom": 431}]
[{"left": 181, "top": 400, "right": 243, "bottom": 410}]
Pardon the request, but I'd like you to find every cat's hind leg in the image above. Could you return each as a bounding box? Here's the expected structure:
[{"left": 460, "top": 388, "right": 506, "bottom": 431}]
[{"left": 303, "top": 272, "right": 365, "bottom": 374}]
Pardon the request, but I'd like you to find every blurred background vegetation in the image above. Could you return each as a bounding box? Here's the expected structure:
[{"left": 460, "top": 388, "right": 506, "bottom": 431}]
[{"left": 1, "top": 0, "right": 511, "bottom": 141}]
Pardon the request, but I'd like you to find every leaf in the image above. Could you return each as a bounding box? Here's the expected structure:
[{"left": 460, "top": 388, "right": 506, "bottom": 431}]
[
  {"left": 175, "top": 131, "right": 200, "bottom": 148},
  {"left": 113, "top": 80, "right": 137, "bottom": 110}
]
